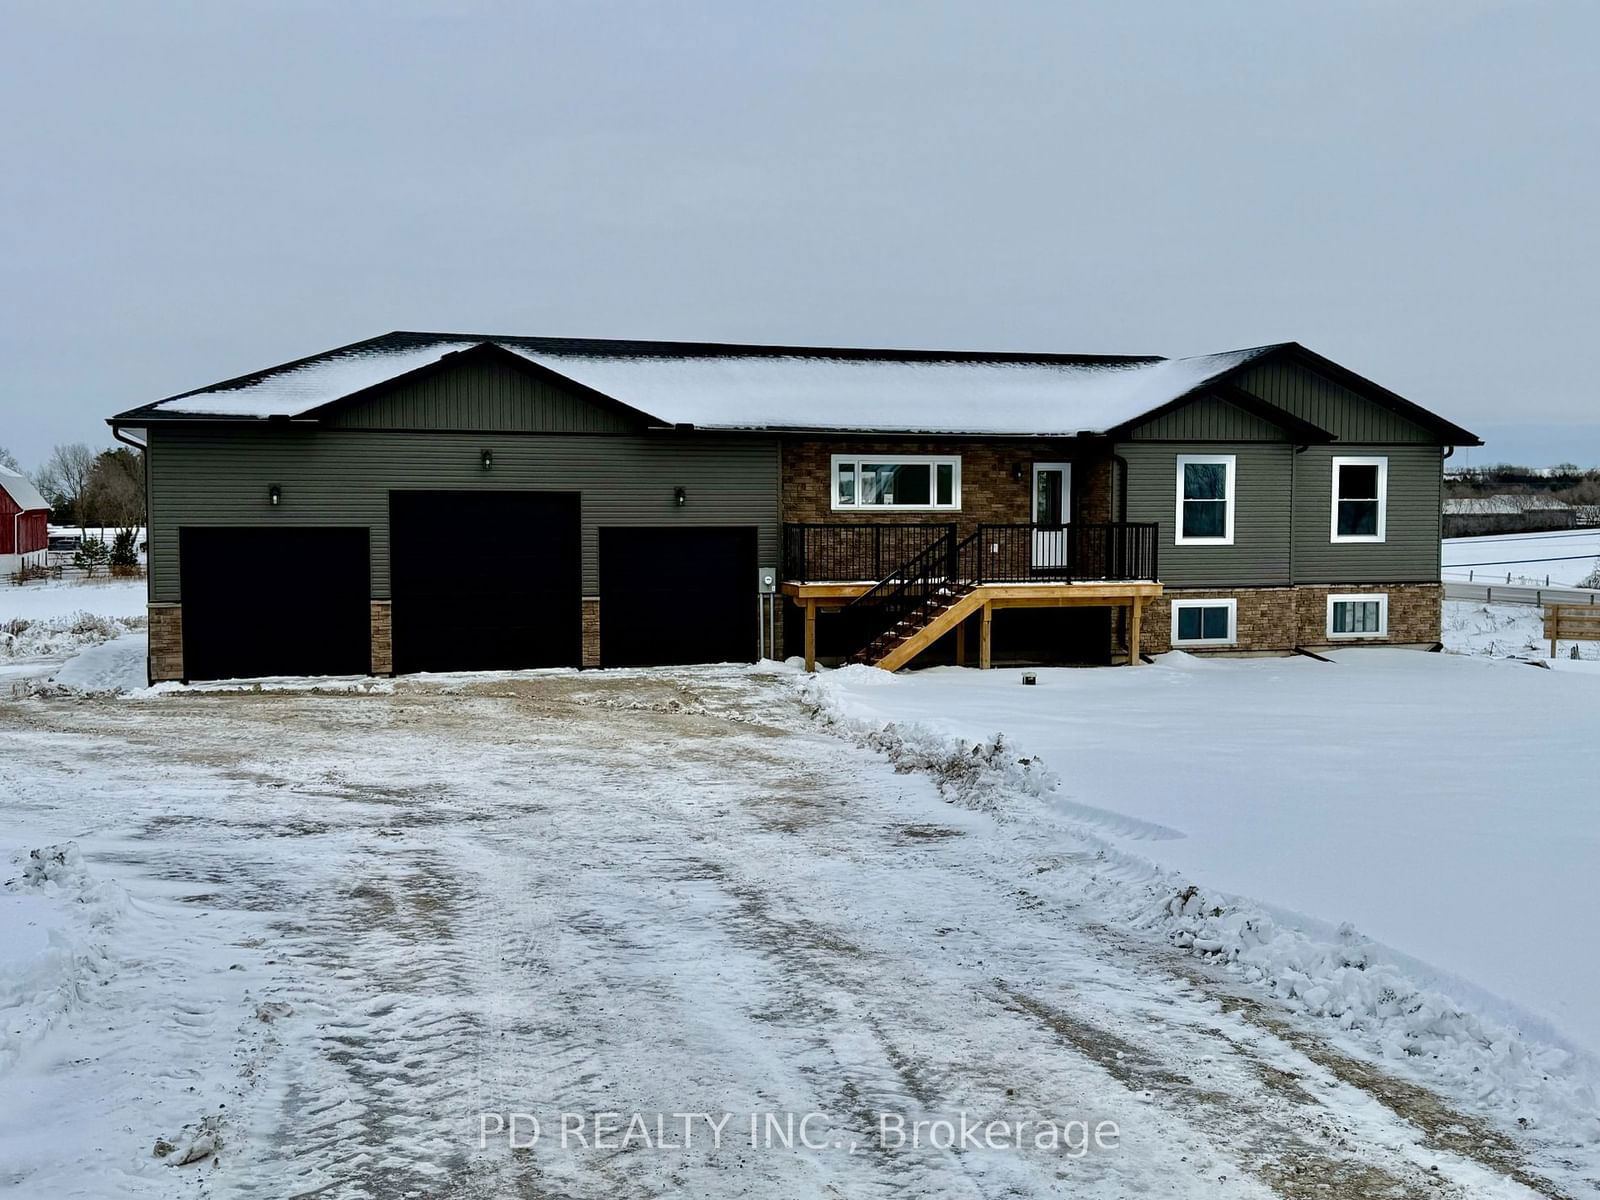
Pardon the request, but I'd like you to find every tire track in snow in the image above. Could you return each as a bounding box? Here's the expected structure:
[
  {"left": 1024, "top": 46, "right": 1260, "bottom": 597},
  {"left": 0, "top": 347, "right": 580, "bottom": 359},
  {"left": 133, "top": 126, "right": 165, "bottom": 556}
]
[{"left": 2, "top": 674, "right": 1581, "bottom": 1198}]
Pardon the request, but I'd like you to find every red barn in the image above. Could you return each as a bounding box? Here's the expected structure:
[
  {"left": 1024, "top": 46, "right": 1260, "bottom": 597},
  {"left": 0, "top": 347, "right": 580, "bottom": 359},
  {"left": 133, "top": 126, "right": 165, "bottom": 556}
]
[{"left": 0, "top": 465, "right": 50, "bottom": 575}]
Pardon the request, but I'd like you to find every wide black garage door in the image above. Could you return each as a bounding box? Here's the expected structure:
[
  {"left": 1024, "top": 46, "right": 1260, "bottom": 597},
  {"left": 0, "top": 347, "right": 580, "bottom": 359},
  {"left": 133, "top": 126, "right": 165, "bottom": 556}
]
[
  {"left": 181, "top": 527, "right": 370, "bottom": 681},
  {"left": 600, "top": 526, "right": 757, "bottom": 667},
  {"left": 390, "top": 491, "right": 581, "bottom": 674}
]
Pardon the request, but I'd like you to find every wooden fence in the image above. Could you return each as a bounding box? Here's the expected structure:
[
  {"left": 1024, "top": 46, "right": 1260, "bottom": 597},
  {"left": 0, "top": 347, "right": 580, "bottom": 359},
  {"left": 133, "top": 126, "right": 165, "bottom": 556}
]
[{"left": 1544, "top": 604, "right": 1600, "bottom": 657}]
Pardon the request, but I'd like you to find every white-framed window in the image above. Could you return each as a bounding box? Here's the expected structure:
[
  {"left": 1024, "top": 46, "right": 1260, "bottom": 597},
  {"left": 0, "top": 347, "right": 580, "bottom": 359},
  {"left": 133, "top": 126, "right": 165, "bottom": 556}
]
[
  {"left": 831, "top": 454, "right": 961, "bottom": 511},
  {"left": 1174, "top": 454, "right": 1235, "bottom": 545},
  {"left": 1170, "top": 598, "right": 1237, "bottom": 646},
  {"left": 1331, "top": 456, "right": 1387, "bottom": 542},
  {"left": 1327, "top": 593, "right": 1388, "bottom": 638}
]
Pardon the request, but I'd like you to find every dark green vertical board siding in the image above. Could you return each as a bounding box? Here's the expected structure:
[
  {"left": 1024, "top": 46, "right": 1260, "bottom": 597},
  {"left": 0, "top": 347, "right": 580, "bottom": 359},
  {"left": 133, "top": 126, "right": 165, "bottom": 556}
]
[
  {"left": 1115, "top": 442, "right": 1294, "bottom": 586},
  {"left": 1292, "top": 444, "right": 1443, "bottom": 583},
  {"left": 1128, "top": 394, "right": 1290, "bottom": 442},
  {"left": 146, "top": 425, "right": 779, "bottom": 601},
  {"left": 324, "top": 359, "right": 640, "bottom": 433},
  {"left": 1236, "top": 360, "right": 1434, "bottom": 443}
]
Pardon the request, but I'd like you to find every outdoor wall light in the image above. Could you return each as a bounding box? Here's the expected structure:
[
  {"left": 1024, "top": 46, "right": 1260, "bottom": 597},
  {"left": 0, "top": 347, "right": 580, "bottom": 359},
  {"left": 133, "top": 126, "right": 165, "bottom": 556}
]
[
  {"left": 1012, "top": 462, "right": 1026, "bottom": 482},
  {"left": 481, "top": 448, "right": 493, "bottom": 471},
  {"left": 268, "top": 485, "right": 281, "bottom": 506},
  {"left": 674, "top": 486, "right": 687, "bottom": 507}
]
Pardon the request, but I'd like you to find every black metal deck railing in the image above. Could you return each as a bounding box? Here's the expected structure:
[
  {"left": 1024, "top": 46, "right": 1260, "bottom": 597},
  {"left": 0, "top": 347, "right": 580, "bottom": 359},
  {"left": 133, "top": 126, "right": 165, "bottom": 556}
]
[
  {"left": 960, "top": 522, "right": 1159, "bottom": 584},
  {"left": 830, "top": 521, "right": 1159, "bottom": 664},
  {"left": 782, "top": 522, "right": 954, "bottom": 584},
  {"left": 784, "top": 521, "right": 1158, "bottom": 584},
  {"left": 839, "top": 529, "right": 961, "bottom": 660}
]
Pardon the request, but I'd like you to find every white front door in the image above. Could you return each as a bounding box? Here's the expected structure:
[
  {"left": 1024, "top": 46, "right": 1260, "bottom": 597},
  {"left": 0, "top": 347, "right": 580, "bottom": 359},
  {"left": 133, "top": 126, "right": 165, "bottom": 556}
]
[{"left": 1032, "top": 463, "right": 1071, "bottom": 569}]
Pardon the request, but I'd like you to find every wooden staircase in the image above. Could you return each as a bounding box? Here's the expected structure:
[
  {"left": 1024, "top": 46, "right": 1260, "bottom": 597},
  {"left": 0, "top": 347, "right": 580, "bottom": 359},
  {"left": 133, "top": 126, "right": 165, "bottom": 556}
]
[
  {"left": 835, "top": 522, "right": 1162, "bottom": 672},
  {"left": 848, "top": 582, "right": 986, "bottom": 671}
]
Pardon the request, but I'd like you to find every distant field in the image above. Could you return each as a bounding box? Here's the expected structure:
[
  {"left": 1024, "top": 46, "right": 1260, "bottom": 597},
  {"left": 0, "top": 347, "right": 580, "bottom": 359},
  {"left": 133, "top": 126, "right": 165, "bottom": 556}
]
[{"left": 1442, "top": 527, "right": 1600, "bottom": 587}]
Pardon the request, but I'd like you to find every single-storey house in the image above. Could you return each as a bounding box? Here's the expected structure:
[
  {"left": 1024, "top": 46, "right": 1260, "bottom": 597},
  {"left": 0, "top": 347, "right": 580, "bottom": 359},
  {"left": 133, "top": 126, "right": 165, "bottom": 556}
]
[
  {"left": 0, "top": 466, "right": 50, "bottom": 577},
  {"left": 108, "top": 333, "right": 1479, "bottom": 683}
]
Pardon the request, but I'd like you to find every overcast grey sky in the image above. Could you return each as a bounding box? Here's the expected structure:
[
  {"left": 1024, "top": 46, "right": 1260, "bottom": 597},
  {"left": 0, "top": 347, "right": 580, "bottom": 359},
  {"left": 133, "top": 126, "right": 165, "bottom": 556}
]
[{"left": 3, "top": 0, "right": 1596, "bottom": 468}]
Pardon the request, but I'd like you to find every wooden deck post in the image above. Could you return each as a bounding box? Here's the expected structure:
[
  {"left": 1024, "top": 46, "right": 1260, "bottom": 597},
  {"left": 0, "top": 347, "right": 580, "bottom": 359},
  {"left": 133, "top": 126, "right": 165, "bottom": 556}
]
[
  {"left": 979, "top": 602, "right": 993, "bottom": 670},
  {"left": 955, "top": 617, "right": 967, "bottom": 667},
  {"left": 1127, "top": 598, "right": 1143, "bottom": 666},
  {"left": 804, "top": 601, "right": 817, "bottom": 672}
]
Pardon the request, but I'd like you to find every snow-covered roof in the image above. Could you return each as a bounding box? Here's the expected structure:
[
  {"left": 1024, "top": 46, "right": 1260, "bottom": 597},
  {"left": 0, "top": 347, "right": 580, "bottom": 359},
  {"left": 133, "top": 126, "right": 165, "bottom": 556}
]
[
  {"left": 507, "top": 346, "right": 1274, "bottom": 434},
  {"left": 154, "top": 339, "right": 485, "bottom": 420},
  {"left": 0, "top": 465, "right": 48, "bottom": 512},
  {"left": 125, "top": 333, "right": 1285, "bottom": 436}
]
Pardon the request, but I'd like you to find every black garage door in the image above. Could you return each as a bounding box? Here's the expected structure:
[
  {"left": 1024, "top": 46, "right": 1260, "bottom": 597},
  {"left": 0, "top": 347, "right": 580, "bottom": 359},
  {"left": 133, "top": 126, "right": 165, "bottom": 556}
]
[
  {"left": 600, "top": 526, "right": 757, "bottom": 667},
  {"left": 180, "top": 527, "right": 370, "bottom": 681},
  {"left": 390, "top": 491, "right": 581, "bottom": 674}
]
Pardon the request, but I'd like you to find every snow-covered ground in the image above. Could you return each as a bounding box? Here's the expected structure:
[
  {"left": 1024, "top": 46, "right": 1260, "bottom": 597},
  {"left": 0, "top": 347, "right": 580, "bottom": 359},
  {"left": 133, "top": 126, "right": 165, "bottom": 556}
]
[
  {"left": 2, "top": 667, "right": 1588, "bottom": 1197},
  {"left": 1444, "top": 598, "right": 1599, "bottom": 661},
  {"left": 810, "top": 651, "right": 1600, "bottom": 1160},
  {"left": 0, "top": 577, "right": 147, "bottom": 622},
  {"left": 0, "top": 579, "right": 147, "bottom": 687},
  {"left": 1443, "top": 529, "right": 1600, "bottom": 588}
]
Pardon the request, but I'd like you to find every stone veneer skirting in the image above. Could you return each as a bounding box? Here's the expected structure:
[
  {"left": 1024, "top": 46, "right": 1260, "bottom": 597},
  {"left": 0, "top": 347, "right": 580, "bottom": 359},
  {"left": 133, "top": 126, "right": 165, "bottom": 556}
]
[
  {"left": 1139, "top": 582, "right": 1442, "bottom": 656},
  {"left": 370, "top": 601, "right": 393, "bottom": 675},
  {"left": 582, "top": 598, "right": 602, "bottom": 667},
  {"left": 148, "top": 603, "right": 184, "bottom": 683}
]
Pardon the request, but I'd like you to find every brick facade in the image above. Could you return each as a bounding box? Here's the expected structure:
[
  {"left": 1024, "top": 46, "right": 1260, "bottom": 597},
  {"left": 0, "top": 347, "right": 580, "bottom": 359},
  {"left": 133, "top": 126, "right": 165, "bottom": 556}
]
[
  {"left": 148, "top": 603, "right": 183, "bottom": 682},
  {"left": 781, "top": 438, "right": 1116, "bottom": 537},
  {"left": 582, "top": 598, "right": 602, "bottom": 667},
  {"left": 370, "top": 601, "right": 393, "bottom": 675},
  {"left": 1139, "top": 582, "right": 1442, "bottom": 656}
]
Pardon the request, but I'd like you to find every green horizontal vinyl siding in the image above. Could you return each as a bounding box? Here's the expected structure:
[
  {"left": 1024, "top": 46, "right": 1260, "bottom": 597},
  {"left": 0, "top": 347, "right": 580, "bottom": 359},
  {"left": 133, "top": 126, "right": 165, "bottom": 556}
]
[
  {"left": 1236, "top": 360, "right": 1434, "bottom": 443},
  {"left": 146, "top": 426, "right": 779, "bottom": 601},
  {"left": 324, "top": 359, "right": 640, "bottom": 433},
  {"left": 1292, "top": 444, "right": 1443, "bottom": 583},
  {"left": 1128, "top": 394, "right": 1289, "bottom": 442},
  {"left": 1117, "top": 442, "right": 1293, "bottom": 587}
]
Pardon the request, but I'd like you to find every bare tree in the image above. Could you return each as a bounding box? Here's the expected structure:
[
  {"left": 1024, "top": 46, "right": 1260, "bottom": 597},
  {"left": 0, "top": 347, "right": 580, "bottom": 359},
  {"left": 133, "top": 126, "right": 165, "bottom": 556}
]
[
  {"left": 34, "top": 443, "right": 98, "bottom": 533},
  {"left": 0, "top": 445, "right": 19, "bottom": 472},
  {"left": 84, "top": 448, "right": 145, "bottom": 531}
]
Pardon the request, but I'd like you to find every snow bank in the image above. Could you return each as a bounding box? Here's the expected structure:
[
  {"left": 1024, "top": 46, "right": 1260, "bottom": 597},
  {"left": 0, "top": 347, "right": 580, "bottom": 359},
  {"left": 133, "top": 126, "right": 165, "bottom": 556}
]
[
  {"left": 49, "top": 632, "right": 149, "bottom": 694},
  {"left": 0, "top": 610, "right": 144, "bottom": 662},
  {"left": 797, "top": 661, "right": 1600, "bottom": 1149},
  {"left": 0, "top": 844, "right": 126, "bottom": 1075}
]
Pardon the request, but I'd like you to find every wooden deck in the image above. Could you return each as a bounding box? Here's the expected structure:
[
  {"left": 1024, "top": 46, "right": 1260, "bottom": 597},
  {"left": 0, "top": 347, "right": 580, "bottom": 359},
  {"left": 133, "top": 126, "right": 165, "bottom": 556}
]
[{"left": 783, "top": 580, "right": 1164, "bottom": 671}]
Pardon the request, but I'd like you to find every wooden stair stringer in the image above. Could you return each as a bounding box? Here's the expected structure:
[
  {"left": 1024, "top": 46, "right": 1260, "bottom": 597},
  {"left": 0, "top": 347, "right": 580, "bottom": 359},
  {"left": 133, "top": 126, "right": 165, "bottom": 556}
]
[{"left": 871, "top": 587, "right": 989, "bottom": 672}]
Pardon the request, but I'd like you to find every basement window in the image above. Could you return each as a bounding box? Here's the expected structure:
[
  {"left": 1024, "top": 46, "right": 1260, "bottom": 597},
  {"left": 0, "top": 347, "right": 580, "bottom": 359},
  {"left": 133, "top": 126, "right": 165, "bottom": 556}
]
[
  {"left": 1327, "top": 593, "right": 1388, "bottom": 638},
  {"left": 831, "top": 455, "right": 960, "bottom": 511},
  {"left": 1170, "top": 598, "right": 1236, "bottom": 646},
  {"left": 1174, "top": 454, "right": 1235, "bottom": 544},
  {"left": 1331, "top": 456, "right": 1387, "bottom": 542}
]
